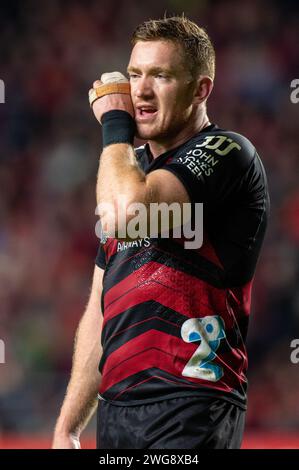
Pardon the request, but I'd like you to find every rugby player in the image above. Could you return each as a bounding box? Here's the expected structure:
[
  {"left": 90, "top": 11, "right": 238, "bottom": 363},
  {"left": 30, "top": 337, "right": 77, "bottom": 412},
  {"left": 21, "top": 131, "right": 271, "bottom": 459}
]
[{"left": 52, "top": 15, "right": 269, "bottom": 449}]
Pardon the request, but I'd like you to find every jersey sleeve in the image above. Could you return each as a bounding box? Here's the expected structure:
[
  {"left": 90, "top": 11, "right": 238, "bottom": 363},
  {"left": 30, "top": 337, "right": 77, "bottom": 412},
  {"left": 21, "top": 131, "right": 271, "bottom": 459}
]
[
  {"left": 95, "top": 244, "right": 106, "bottom": 269},
  {"left": 161, "top": 132, "right": 257, "bottom": 205}
]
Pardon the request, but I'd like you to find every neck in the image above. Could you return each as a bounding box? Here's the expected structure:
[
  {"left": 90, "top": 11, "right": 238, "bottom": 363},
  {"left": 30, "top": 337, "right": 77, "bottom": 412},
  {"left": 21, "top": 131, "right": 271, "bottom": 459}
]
[{"left": 148, "top": 110, "right": 211, "bottom": 158}]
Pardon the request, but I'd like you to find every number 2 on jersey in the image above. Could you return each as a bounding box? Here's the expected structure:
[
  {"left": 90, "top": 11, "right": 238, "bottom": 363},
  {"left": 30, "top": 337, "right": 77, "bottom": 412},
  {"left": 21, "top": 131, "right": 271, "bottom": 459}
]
[{"left": 181, "top": 316, "right": 226, "bottom": 382}]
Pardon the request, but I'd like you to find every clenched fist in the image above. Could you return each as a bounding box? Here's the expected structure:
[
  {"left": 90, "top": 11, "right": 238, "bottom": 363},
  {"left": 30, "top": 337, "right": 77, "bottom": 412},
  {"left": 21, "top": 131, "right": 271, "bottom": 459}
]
[{"left": 89, "top": 72, "right": 134, "bottom": 124}]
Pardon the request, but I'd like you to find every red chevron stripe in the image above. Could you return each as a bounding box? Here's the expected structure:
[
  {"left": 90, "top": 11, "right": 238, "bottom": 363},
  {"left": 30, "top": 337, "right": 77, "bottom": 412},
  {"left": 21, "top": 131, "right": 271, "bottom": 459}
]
[
  {"left": 109, "top": 315, "right": 180, "bottom": 340},
  {"left": 104, "top": 239, "right": 118, "bottom": 259},
  {"left": 227, "top": 281, "right": 253, "bottom": 318},
  {"left": 100, "top": 329, "right": 223, "bottom": 393},
  {"left": 103, "top": 261, "right": 226, "bottom": 325}
]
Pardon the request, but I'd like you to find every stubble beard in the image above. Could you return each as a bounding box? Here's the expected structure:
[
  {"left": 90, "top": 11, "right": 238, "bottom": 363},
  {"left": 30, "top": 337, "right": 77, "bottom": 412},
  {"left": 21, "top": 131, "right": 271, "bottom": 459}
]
[{"left": 136, "top": 117, "right": 186, "bottom": 143}]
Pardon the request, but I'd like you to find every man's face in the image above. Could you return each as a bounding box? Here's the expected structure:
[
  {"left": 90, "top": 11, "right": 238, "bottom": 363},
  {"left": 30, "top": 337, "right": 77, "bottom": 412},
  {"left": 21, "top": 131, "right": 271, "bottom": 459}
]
[{"left": 127, "top": 40, "right": 196, "bottom": 142}]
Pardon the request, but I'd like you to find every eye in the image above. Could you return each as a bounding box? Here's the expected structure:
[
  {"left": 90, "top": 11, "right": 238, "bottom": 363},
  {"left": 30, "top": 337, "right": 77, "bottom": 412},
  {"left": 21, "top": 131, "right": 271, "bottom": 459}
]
[
  {"left": 128, "top": 73, "right": 139, "bottom": 80},
  {"left": 156, "top": 74, "right": 170, "bottom": 81}
]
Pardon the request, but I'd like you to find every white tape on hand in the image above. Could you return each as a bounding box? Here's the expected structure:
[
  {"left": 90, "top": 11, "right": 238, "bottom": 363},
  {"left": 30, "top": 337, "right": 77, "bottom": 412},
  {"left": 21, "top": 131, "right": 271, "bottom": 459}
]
[
  {"left": 89, "top": 71, "right": 130, "bottom": 107},
  {"left": 100, "top": 71, "right": 128, "bottom": 84}
]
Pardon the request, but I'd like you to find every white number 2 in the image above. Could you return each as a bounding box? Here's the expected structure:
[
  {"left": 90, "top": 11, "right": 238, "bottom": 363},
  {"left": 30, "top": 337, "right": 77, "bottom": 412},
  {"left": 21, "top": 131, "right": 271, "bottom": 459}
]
[{"left": 181, "top": 316, "right": 226, "bottom": 382}]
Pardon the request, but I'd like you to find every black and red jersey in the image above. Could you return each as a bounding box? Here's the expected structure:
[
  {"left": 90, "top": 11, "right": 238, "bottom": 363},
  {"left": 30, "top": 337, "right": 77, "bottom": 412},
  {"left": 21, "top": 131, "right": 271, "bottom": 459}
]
[{"left": 95, "top": 124, "right": 269, "bottom": 408}]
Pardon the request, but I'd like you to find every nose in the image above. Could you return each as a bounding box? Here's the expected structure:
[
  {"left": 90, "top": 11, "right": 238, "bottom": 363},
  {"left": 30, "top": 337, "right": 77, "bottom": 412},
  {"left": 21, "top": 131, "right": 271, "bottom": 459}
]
[{"left": 134, "top": 76, "right": 154, "bottom": 99}]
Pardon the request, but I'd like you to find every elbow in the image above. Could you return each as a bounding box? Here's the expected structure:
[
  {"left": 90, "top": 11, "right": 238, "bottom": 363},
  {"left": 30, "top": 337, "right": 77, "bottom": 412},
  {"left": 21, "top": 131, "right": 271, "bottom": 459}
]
[{"left": 96, "top": 192, "right": 148, "bottom": 240}]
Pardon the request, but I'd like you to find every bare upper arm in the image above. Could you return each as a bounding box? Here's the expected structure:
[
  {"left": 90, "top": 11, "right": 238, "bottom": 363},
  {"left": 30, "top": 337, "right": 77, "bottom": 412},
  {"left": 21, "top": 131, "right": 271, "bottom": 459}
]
[
  {"left": 145, "top": 168, "right": 190, "bottom": 205},
  {"left": 86, "top": 265, "right": 104, "bottom": 315},
  {"left": 101, "top": 166, "right": 191, "bottom": 239}
]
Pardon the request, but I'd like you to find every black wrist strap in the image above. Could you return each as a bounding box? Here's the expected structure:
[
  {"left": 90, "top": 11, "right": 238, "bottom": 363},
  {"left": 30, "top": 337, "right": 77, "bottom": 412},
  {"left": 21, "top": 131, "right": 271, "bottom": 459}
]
[{"left": 101, "top": 110, "right": 136, "bottom": 148}]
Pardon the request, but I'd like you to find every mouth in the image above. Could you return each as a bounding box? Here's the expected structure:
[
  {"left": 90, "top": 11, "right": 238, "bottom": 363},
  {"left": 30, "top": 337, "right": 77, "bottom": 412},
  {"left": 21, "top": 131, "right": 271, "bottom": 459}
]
[{"left": 136, "top": 106, "right": 158, "bottom": 122}]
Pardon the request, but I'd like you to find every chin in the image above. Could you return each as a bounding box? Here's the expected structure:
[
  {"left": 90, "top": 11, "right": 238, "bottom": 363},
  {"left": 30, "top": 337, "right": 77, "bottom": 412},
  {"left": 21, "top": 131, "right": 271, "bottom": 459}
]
[
  {"left": 136, "top": 121, "right": 184, "bottom": 143},
  {"left": 136, "top": 126, "right": 158, "bottom": 141}
]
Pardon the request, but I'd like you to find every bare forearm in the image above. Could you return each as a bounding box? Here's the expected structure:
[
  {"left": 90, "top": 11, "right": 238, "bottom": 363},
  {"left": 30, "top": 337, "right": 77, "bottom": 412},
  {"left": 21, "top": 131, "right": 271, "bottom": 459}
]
[
  {"left": 54, "top": 309, "right": 102, "bottom": 438},
  {"left": 97, "top": 143, "right": 147, "bottom": 207}
]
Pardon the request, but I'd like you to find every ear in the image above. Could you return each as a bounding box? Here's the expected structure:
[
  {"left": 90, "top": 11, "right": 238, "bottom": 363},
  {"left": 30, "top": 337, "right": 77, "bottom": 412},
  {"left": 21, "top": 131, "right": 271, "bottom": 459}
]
[{"left": 193, "top": 76, "right": 214, "bottom": 104}]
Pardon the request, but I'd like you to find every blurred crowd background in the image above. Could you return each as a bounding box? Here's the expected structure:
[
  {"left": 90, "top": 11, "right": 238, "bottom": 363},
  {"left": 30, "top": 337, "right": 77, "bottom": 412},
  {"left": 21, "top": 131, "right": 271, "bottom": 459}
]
[{"left": 0, "top": 0, "right": 298, "bottom": 447}]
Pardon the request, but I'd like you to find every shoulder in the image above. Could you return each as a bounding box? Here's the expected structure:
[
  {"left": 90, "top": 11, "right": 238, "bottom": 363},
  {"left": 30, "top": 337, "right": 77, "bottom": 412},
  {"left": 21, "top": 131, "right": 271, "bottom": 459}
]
[
  {"left": 191, "top": 126, "right": 255, "bottom": 151},
  {"left": 173, "top": 126, "right": 258, "bottom": 174}
]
